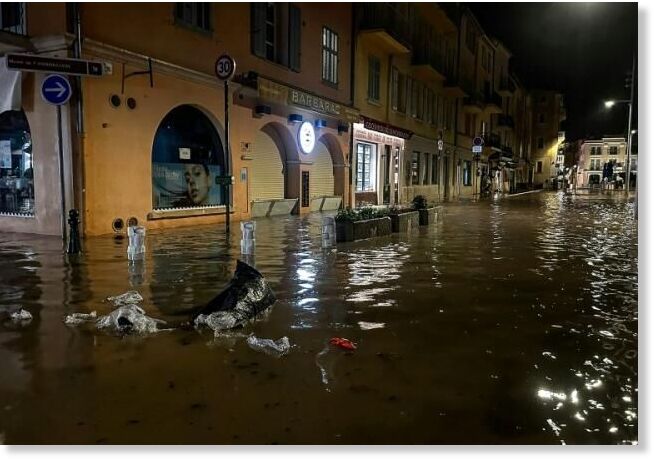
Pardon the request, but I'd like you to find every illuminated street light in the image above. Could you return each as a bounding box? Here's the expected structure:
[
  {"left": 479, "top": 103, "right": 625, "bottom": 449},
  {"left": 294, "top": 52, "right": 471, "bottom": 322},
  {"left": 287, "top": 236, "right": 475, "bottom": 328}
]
[{"left": 604, "top": 100, "right": 616, "bottom": 108}]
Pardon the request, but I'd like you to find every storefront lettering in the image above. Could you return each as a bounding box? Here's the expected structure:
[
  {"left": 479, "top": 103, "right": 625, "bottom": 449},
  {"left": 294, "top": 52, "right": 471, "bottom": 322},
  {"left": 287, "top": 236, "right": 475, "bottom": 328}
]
[
  {"left": 289, "top": 89, "right": 341, "bottom": 116},
  {"left": 362, "top": 118, "right": 412, "bottom": 139}
]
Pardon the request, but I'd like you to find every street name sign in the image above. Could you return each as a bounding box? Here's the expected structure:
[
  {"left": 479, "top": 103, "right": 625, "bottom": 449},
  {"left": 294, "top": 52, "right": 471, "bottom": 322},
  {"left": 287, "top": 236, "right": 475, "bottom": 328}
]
[
  {"left": 7, "top": 53, "right": 106, "bottom": 77},
  {"left": 41, "top": 74, "right": 72, "bottom": 105},
  {"left": 472, "top": 145, "right": 482, "bottom": 153}
]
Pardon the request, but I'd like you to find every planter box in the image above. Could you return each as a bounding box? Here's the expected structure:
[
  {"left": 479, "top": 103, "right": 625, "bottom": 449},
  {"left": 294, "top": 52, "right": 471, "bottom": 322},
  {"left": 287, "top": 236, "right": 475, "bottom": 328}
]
[
  {"left": 336, "top": 217, "right": 392, "bottom": 242},
  {"left": 390, "top": 210, "right": 419, "bottom": 233},
  {"left": 418, "top": 207, "right": 438, "bottom": 226}
]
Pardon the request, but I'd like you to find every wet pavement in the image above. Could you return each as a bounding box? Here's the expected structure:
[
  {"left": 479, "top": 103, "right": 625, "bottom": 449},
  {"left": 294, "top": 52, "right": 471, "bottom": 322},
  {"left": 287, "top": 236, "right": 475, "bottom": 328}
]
[{"left": 0, "top": 192, "right": 638, "bottom": 444}]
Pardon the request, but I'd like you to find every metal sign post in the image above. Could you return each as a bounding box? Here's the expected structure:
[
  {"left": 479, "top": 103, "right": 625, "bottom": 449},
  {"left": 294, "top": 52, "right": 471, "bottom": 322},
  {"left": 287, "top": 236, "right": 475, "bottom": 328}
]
[
  {"left": 215, "top": 54, "right": 236, "bottom": 233},
  {"left": 41, "top": 74, "right": 73, "bottom": 244}
]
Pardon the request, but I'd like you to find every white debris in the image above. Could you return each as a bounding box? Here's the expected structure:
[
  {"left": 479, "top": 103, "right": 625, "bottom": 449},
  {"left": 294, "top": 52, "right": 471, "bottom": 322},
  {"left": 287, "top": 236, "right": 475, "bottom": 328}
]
[
  {"left": 106, "top": 290, "right": 143, "bottom": 306},
  {"left": 64, "top": 311, "right": 97, "bottom": 325},
  {"left": 358, "top": 321, "right": 385, "bottom": 330},
  {"left": 194, "top": 312, "right": 238, "bottom": 333},
  {"left": 9, "top": 309, "right": 32, "bottom": 323},
  {"left": 246, "top": 335, "right": 291, "bottom": 357},
  {"left": 96, "top": 304, "right": 166, "bottom": 334}
]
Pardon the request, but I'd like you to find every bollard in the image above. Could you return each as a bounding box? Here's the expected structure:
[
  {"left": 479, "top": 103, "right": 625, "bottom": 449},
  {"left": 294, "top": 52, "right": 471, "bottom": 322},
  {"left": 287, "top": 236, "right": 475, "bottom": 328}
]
[
  {"left": 321, "top": 216, "right": 336, "bottom": 248},
  {"left": 127, "top": 225, "right": 146, "bottom": 261},
  {"left": 240, "top": 221, "right": 256, "bottom": 255},
  {"left": 67, "top": 209, "right": 82, "bottom": 254}
]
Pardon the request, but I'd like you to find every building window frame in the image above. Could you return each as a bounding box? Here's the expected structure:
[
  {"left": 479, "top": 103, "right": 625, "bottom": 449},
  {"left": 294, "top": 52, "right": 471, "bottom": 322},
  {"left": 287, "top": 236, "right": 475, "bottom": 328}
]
[
  {"left": 368, "top": 55, "right": 381, "bottom": 103},
  {"left": 174, "top": 2, "right": 213, "bottom": 34},
  {"left": 537, "top": 137, "right": 544, "bottom": 149},
  {"left": 321, "top": 26, "right": 339, "bottom": 86},
  {"left": 463, "top": 160, "right": 472, "bottom": 186},
  {"left": 536, "top": 161, "right": 543, "bottom": 173},
  {"left": 356, "top": 142, "right": 376, "bottom": 192}
]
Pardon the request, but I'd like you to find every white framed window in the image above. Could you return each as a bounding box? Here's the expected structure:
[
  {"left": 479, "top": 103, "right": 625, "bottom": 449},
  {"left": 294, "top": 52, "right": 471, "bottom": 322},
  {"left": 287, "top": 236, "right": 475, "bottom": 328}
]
[
  {"left": 368, "top": 56, "right": 381, "bottom": 102},
  {"left": 356, "top": 142, "right": 377, "bottom": 192},
  {"left": 322, "top": 27, "right": 339, "bottom": 85}
]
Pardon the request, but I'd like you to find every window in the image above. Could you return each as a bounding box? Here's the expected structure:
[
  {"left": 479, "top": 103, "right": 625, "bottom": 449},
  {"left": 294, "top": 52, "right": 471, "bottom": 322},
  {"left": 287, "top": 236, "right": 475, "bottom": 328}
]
[
  {"left": 463, "top": 160, "right": 472, "bottom": 186},
  {"left": 397, "top": 72, "right": 406, "bottom": 113},
  {"left": 175, "top": 3, "right": 211, "bottom": 32},
  {"left": 431, "top": 154, "right": 440, "bottom": 185},
  {"left": 406, "top": 77, "right": 414, "bottom": 115},
  {"left": 537, "top": 137, "right": 544, "bottom": 149},
  {"left": 368, "top": 55, "right": 381, "bottom": 102},
  {"left": 591, "top": 146, "right": 601, "bottom": 155},
  {"left": 537, "top": 161, "right": 543, "bottom": 173},
  {"left": 152, "top": 105, "right": 225, "bottom": 210},
  {"left": 539, "top": 113, "right": 545, "bottom": 124},
  {"left": 356, "top": 143, "right": 376, "bottom": 192},
  {"left": 609, "top": 146, "right": 618, "bottom": 155},
  {"left": 411, "top": 80, "right": 420, "bottom": 118},
  {"left": 1, "top": 3, "right": 26, "bottom": 35},
  {"left": 421, "top": 153, "right": 429, "bottom": 184},
  {"left": 251, "top": 3, "right": 301, "bottom": 71},
  {"left": 0, "top": 110, "right": 33, "bottom": 216},
  {"left": 321, "top": 27, "right": 338, "bottom": 85},
  {"left": 411, "top": 152, "right": 420, "bottom": 185},
  {"left": 465, "top": 22, "right": 477, "bottom": 52},
  {"left": 391, "top": 67, "right": 399, "bottom": 111}
]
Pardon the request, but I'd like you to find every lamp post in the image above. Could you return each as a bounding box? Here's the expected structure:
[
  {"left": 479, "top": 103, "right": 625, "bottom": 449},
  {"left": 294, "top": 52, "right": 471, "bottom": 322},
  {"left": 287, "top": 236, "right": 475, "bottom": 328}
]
[{"left": 604, "top": 55, "right": 636, "bottom": 193}]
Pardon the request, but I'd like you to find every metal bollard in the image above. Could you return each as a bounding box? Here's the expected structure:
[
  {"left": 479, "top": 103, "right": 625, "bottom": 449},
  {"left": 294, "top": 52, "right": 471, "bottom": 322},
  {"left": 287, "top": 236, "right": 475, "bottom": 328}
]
[
  {"left": 321, "top": 216, "right": 336, "bottom": 248},
  {"left": 67, "top": 209, "right": 82, "bottom": 254},
  {"left": 240, "top": 221, "right": 256, "bottom": 255},
  {"left": 127, "top": 225, "right": 146, "bottom": 261}
]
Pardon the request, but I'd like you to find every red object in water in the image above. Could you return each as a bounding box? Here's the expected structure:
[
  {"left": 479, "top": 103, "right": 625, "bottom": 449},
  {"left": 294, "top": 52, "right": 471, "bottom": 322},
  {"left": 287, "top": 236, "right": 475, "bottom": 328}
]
[{"left": 330, "top": 337, "right": 357, "bottom": 350}]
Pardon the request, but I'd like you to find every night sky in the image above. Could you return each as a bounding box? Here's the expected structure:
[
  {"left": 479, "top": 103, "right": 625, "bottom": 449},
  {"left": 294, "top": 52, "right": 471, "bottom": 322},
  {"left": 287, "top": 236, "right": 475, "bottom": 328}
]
[{"left": 468, "top": 2, "right": 638, "bottom": 141}]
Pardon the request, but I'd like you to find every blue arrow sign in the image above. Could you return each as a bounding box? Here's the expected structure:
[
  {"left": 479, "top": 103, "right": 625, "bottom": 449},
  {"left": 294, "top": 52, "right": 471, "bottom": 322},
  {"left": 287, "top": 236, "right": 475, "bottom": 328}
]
[{"left": 41, "top": 74, "right": 72, "bottom": 105}]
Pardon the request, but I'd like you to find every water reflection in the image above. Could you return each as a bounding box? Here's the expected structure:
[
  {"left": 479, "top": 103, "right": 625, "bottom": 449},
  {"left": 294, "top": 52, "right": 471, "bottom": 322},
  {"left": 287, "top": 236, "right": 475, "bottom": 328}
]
[{"left": 0, "top": 192, "right": 637, "bottom": 444}]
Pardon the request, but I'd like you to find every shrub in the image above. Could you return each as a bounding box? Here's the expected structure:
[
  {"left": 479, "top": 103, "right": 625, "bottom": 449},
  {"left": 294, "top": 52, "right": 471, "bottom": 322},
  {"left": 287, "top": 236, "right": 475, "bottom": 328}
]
[
  {"left": 335, "top": 207, "right": 389, "bottom": 222},
  {"left": 411, "top": 195, "right": 428, "bottom": 210}
]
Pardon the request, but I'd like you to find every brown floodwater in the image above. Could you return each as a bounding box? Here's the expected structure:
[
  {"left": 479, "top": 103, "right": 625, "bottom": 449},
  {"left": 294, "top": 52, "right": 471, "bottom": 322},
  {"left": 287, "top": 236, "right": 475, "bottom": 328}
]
[{"left": 0, "top": 192, "right": 638, "bottom": 444}]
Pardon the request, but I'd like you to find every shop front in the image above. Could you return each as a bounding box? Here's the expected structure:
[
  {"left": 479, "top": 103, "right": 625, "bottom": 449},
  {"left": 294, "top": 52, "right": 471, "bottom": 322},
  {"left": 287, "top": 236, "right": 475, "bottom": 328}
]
[
  {"left": 352, "top": 117, "right": 410, "bottom": 207},
  {"left": 402, "top": 134, "right": 442, "bottom": 204},
  {"left": 235, "top": 75, "right": 356, "bottom": 217}
]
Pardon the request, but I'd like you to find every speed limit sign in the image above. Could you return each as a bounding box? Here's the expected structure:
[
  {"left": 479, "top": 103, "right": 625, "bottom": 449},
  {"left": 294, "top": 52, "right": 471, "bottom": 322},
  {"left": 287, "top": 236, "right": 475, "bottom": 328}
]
[{"left": 215, "top": 54, "right": 236, "bottom": 80}]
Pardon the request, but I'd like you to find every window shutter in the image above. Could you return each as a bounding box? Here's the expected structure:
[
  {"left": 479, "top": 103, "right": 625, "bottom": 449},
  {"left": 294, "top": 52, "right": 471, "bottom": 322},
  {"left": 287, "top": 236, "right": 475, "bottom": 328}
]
[
  {"left": 289, "top": 4, "right": 301, "bottom": 71},
  {"left": 251, "top": 3, "right": 266, "bottom": 58}
]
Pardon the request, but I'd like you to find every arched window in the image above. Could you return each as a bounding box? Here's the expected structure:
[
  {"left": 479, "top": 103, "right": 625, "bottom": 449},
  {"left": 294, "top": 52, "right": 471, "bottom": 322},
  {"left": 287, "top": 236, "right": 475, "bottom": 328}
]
[
  {"left": 152, "top": 105, "right": 224, "bottom": 209},
  {"left": 0, "top": 110, "right": 33, "bottom": 216}
]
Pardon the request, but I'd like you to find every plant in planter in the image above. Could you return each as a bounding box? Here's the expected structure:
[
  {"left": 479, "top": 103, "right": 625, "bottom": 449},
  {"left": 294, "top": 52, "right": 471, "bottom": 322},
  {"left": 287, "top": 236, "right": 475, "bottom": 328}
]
[
  {"left": 335, "top": 207, "right": 392, "bottom": 242},
  {"left": 388, "top": 204, "right": 419, "bottom": 233},
  {"left": 411, "top": 195, "right": 438, "bottom": 225}
]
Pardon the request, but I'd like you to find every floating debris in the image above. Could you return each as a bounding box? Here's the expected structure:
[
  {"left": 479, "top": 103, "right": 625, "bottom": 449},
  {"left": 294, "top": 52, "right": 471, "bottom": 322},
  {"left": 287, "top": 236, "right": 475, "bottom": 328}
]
[
  {"left": 9, "top": 309, "right": 33, "bottom": 324},
  {"left": 246, "top": 335, "right": 291, "bottom": 357},
  {"left": 357, "top": 321, "right": 385, "bottom": 330},
  {"left": 106, "top": 290, "right": 144, "bottom": 307},
  {"left": 64, "top": 311, "right": 97, "bottom": 325}
]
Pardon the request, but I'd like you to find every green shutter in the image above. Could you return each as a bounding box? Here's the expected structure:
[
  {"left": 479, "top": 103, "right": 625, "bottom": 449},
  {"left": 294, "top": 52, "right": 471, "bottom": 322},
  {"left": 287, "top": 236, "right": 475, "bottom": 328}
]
[
  {"left": 251, "top": 3, "right": 266, "bottom": 58},
  {"left": 289, "top": 4, "right": 301, "bottom": 71}
]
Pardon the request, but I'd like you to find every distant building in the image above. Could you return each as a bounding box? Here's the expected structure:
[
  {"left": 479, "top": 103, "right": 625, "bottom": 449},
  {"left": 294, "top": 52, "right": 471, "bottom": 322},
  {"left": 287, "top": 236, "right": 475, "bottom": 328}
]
[
  {"left": 530, "top": 90, "right": 566, "bottom": 188},
  {"left": 576, "top": 137, "right": 637, "bottom": 188}
]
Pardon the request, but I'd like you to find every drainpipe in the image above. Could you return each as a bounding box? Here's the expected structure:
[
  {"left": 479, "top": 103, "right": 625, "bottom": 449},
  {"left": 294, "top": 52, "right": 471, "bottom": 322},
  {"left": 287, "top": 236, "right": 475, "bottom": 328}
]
[
  {"left": 348, "top": 5, "right": 356, "bottom": 208},
  {"left": 73, "top": 3, "right": 86, "bottom": 234}
]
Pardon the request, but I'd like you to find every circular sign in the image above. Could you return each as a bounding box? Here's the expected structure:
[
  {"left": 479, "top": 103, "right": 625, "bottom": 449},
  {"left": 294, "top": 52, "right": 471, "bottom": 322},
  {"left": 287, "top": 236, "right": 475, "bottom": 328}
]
[
  {"left": 298, "top": 121, "right": 315, "bottom": 154},
  {"left": 41, "top": 74, "right": 72, "bottom": 106},
  {"left": 472, "top": 136, "right": 484, "bottom": 146},
  {"left": 215, "top": 54, "right": 236, "bottom": 80}
]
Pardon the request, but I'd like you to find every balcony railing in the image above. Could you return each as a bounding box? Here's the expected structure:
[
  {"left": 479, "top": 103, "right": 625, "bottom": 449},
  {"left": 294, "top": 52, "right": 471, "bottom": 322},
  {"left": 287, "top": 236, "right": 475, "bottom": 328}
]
[
  {"left": 411, "top": 44, "right": 445, "bottom": 77},
  {"left": 359, "top": 3, "right": 412, "bottom": 51},
  {"left": 0, "top": 3, "right": 27, "bottom": 36}
]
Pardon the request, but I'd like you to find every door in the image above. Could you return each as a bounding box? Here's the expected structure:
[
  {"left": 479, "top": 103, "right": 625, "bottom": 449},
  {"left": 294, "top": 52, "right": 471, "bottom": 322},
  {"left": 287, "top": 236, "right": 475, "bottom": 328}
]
[
  {"left": 443, "top": 157, "right": 449, "bottom": 199},
  {"left": 381, "top": 145, "right": 391, "bottom": 204},
  {"left": 393, "top": 147, "right": 400, "bottom": 204}
]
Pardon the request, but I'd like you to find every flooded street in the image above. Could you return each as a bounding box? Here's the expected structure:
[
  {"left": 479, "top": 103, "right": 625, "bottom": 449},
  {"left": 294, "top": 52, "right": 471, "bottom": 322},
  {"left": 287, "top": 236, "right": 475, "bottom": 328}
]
[{"left": 0, "top": 192, "right": 638, "bottom": 444}]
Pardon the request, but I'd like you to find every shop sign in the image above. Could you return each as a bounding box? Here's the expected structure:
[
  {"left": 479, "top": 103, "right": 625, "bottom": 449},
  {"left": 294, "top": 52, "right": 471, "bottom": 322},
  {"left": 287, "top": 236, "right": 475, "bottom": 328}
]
[
  {"left": 178, "top": 148, "right": 191, "bottom": 160},
  {"left": 289, "top": 89, "right": 340, "bottom": 117},
  {"left": 298, "top": 121, "right": 316, "bottom": 154},
  {"left": 353, "top": 123, "right": 404, "bottom": 146},
  {"left": 362, "top": 117, "right": 412, "bottom": 140}
]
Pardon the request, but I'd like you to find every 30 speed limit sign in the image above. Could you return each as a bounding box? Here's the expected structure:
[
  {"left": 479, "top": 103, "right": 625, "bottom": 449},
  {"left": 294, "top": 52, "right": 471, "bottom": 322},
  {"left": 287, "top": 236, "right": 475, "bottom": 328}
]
[{"left": 215, "top": 54, "right": 236, "bottom": 80}]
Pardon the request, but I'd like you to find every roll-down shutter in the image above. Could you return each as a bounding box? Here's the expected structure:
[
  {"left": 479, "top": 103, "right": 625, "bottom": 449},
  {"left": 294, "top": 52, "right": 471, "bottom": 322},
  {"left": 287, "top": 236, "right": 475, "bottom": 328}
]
[
  {"left": 310, "top": 141, "right": 334, "bottom": 198},
  {"left": 250, "top": 131, "right": 285, "bottom": 201}
]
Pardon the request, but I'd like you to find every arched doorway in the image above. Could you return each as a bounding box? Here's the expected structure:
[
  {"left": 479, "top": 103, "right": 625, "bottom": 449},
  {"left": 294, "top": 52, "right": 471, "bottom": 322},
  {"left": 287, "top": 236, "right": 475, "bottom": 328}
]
[
  {"left": 151, "top": 105, "right": 224, "bottom": 209},
  {"left": 0, "top": 110, "right": 33, "bottom": 215},
  {"left": 250, "top": 128, "right": 286, "bottom": 201},
  {"left": 309, "top": 140, "right": 334, "bottom": 199}
]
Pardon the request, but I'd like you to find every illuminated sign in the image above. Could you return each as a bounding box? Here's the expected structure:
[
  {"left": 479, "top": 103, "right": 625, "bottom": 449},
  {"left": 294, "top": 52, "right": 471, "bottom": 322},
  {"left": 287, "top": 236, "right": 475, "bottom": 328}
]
[{"left": 298, "top": 121, "right": 315, "bottom": 154}]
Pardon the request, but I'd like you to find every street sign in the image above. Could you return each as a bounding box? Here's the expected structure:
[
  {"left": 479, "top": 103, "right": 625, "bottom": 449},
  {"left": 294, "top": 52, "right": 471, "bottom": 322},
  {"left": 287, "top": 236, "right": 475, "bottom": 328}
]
[
  {"left": 41, "top": 74, "right": 72, "bottom": 105},
  {"left": 437, "top": 139, "right": 444, "bottom": 151},
  {"left": 473, "top": 136, "right": 484, "bottom": 146},
  {"left": 215, "top": 54, "right": 236, "bottom": 81},
  {"left": 472, "top": 145, "right": 482, "bottom": 153},
  {"left": 7, "top": 53, "right": 107, "bottom": 77}
]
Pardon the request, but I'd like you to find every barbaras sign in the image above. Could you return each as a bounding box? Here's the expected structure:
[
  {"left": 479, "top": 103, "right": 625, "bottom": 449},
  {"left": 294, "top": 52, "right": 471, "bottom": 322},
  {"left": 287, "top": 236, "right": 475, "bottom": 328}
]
[{"left": 288, "top": 89, "right": 341, "bottom": 117}]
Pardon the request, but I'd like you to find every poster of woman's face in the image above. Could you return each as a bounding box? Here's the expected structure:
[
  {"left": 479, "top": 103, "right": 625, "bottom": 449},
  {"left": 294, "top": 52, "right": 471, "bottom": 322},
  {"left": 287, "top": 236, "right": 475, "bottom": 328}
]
[{"left": 152, "top": 162, "right": 223, "bottom": 209}]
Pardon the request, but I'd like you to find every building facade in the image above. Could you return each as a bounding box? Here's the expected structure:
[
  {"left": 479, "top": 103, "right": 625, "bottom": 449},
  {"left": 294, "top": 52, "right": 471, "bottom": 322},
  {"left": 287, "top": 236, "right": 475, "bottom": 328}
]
[
  {"left": 1, "top": 2, "right": 355, "bottom": 236},
  {"left": 576, "top": 136, "right": 637, "bottom": 188},
  {"left": 530, "top": 90, "right": 566, "bottom": 188}
]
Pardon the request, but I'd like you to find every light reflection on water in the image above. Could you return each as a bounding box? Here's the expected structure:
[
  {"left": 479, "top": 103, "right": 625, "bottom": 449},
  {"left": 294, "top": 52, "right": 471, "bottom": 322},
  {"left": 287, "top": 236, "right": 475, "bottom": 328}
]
[{"left": 0, "top": 192, "right": 637, "bottom": 444}]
